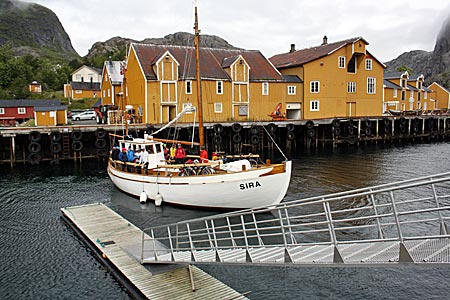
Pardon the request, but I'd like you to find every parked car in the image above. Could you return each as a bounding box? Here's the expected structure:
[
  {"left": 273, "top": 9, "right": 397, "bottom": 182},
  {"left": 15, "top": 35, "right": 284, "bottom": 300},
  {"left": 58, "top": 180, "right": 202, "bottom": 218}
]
[{"left": 71, "top": 110, "right": 97, "bottom": 121}]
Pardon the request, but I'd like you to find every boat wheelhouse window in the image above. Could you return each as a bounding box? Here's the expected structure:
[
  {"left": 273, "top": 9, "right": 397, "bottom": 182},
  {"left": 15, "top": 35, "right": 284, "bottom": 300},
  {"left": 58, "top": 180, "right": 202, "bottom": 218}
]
[
  {"left": 155, "top": 143, "right": 162, "bottom": 153},
  {"left": 147, "top": 145, "right": 155, "bottom": 154}
]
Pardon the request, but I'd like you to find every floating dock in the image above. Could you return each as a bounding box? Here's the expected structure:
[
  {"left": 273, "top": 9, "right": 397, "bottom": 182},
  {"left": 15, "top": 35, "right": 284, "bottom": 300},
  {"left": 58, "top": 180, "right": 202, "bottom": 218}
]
[{"left": 61, "top": 203, "right": 248, "bottom": 299}]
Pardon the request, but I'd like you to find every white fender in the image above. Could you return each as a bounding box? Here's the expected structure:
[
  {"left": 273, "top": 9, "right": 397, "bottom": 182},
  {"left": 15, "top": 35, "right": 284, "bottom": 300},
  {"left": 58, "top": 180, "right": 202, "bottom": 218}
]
[
  {"left": 155, "top": 193, "right": 163, "bottom": 206},
  {"left": 139, "top": 191, "right": 147, "bottom": 203}
]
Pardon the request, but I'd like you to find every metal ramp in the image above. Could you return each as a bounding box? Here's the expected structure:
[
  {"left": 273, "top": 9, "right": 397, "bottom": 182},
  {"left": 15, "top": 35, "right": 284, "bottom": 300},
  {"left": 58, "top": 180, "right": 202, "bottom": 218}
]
[{"left": 139, "top": 172, "right": 450, "bottom": 267}]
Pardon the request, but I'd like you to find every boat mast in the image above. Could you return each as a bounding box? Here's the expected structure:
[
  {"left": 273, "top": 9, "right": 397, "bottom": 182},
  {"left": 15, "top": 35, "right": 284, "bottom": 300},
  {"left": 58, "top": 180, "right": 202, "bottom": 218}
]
[{"left": 194, "top": 3, "right": 205, "bottom": 147}]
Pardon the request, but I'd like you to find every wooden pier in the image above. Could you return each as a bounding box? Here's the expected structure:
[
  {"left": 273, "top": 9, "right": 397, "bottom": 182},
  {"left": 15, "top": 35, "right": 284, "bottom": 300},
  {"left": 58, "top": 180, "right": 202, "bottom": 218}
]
[{"left": 61, "top": 203, "right": 248, "bottom": 300}]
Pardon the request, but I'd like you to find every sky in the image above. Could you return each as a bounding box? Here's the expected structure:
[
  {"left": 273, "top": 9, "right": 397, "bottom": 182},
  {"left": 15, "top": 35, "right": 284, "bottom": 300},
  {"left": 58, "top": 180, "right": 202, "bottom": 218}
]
[{"left": 21, "top": 0, "right": 450, "bottom": 62}]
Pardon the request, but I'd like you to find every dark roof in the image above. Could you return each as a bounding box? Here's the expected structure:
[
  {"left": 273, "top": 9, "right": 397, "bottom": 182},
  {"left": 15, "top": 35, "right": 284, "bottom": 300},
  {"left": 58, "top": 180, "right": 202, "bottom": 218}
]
[
  {"left": 407, "top": 74, "right": 424, "bottom": 81},
  {"left": 384, "top": 71, "right": 408, "bottom": 79},
  {"left": 270, "top": 37, "right": 368, "bottom": 68},
  {"left": 34, "top": 105, "right": 67, "bottom": 112},
  {"left": 407, "top": 84, "right": 418, "bottom": 91},
  {"left": 0, "top": 99, "right": 61, "bottom": 107},
  {"left": 282, "top": 75, "right": 303, "bottom": 83},
  {"left": 383, "top": 79, "right": 401, "bottom": 89},
  {"left": 132, "top": 43, "right": 284, "bottom": 82},
  {"left": 71, "top": 82, "right": 101, "bottom": 91}
]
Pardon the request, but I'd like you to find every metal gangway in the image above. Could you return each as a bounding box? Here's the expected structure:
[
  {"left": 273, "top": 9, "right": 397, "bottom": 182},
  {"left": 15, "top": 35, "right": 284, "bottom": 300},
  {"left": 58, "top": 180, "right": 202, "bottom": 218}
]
[{"left": 139, "top": 172, "right": 450, "bottom": 267}]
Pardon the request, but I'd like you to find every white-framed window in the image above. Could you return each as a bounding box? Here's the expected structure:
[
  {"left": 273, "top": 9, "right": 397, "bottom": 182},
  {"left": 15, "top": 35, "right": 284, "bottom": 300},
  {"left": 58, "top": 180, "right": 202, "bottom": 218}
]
[
  {"left": 182, "top": 103, "right": 193, "bottom": 114},
  {"left": 401, "top": 90, "right": 406, "bottom": 100},
  {"left": 18, "top": 107, "right": 26, "bottom": 114},
  {"left": 75, "top": 74, "right": 81, "bottom": 81},
  {"left": 262, "top": 82, "right": 269, "bottom": 95},
  {"left": 107, "top": 89, "right": 110, "bottom": 97},
  {"left": 216, "top": 81, "right": 223, "bottom": 94},
  {"left": 75, "top": 90, "right": 82, "bottom": 94},
  {"left": 418, "top": 92, "right": 421, "bottom": 101},
  {"left": 347, "top": 82, "right": 356, "bottom": 93},
  {"left": 367, "top": 77, "right": 376, "bottom": 94},
  {"left": 310, "top": 100, "right": 319, "bottom": 111},
  {"left": 103, "top": 90, "right": 106, "bottom": 97},
  {"left": 310, "top": 81, "right": 320, "bottom": 93},
  {"left": 365, "top": 59, "right": 372, "bottom": 70},
  {"left": 214, "top": 102, "right": 223, "bottom": 113},
  {"left": 186, "top": 80, "right": 192, "bottom": 94},
  {"left": 338, "top": 56, "right": 346, "bottom": 68},
  {"left": 288, "top": 86, "right": 296, "bottom": 95},
  {"left": 104, "top": 74, "right": 107, "bottom": 82},
  {"left": 410, "top": 90, "right": 414, "bottom": 97},
  {"left": 418, "top": 81, "right": 423, "bottom": 89},
  {"left": 0, "top": 108, "right": 4, "bottom": 114},
  {"left": 401, "top": 78, "right": 407, "bottom": 88},
  {"left": 424, "top": 91, "right": 428, "bottom": 99},
  {"left": 393, "top": 89, "right": 398, "bottom": 98}
]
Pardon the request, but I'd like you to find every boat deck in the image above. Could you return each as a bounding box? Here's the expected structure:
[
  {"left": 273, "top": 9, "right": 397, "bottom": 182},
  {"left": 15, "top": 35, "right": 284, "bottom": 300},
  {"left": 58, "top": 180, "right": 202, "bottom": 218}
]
[{"left": 61, "top": 203, "right": 249, "bottom": 299}]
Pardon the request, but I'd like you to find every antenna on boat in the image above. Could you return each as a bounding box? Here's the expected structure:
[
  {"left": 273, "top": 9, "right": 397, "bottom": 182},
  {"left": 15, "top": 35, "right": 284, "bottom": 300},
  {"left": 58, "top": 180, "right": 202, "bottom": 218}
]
[{"left": 194, "top": 0, "right": 205, "bottom": 147}]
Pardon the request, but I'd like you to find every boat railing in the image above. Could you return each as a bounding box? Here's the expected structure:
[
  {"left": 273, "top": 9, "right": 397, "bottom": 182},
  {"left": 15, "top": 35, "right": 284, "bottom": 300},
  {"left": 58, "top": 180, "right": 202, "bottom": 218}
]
[{"left": 139, "top": 172, "right": 450, "bottom": 265}]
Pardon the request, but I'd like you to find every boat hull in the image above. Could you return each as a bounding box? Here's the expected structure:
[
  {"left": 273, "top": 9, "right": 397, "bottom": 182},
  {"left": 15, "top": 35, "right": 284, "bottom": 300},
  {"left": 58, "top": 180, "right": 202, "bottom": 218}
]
[{"left": 108, "top": 161, "right": 292, "bottom": 209}]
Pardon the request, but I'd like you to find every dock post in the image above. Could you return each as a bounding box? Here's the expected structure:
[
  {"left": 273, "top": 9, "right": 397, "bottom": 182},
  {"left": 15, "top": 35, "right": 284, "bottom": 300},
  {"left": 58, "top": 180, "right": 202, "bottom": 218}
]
[{"left": 9, "top": 135, "right": 16, "bottom": 168}]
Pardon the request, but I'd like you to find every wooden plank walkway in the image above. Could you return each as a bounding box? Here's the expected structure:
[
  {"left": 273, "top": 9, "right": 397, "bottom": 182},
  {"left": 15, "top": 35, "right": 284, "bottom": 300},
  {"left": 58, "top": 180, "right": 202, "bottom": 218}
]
[{"left": 61, "top": 203, "right": 248, "bottom": 300}]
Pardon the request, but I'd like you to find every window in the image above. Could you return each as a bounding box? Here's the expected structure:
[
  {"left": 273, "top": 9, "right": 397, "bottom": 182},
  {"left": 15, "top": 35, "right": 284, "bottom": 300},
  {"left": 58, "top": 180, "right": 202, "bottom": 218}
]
[
  {"left": 107, "top": 89, "right": 110, "bottom": 97},
  {"left": 338, "top": 56, "right": 346, "bottom": 68},
  {"left": 401, "top": 79, "right": 406, "bottom": 88},
  {"left": 393, "top": 89, "right": 398, "bottom": 98},
  {"left": 238, "top": 105, "right": 248, "bottom": 116},
  {"left": 310, "top": 100, "right": 319, "bottom": 111},
  {"left": 310, "top": 81, "right": 320, "bottom": 93},
  {"left": 418, "top": 81, "right": 423, "bottom": 89},
  {"left": 214, "top": 102, "right": 222, "bottom": 113},
  {"left": 367, "top": 77, "right": 376, "bottom": 94},
  {"left": 347, "top": 56, "right": 356, "bottom": 73},
  {"left": 75, "top": 74, "right": 81, "bottom": 81},
  {"left": 103, "top": 90, "right": 106, "bottom": 97},
  {"left": 186, "top": 80, "right": 192, "bottom": 94},
  {"left": 216, "top": 81, "right": 223, "bottom": 94},
  {"left": 401, "top": 90, "right": 406, "bottom": 101},
  {"left": 18, "top": 107, "right": 26, "bottom": 114},
  {"left": 347, "top": 82, "right": 356, "bottom": 93},
  {"left": 418, "top": 92, "right": 421, "bottom": 101},
  {"left": 424, "top": 91, "right": 428, "bottom": 99},
  {"left": 365, "top": 59, "right": 372, "bottom": 70},
  {"left": 288, "top": 86, "right": 296, "bottom": 95},
  {"left": 0, "top": 108, "right": 4, "bottom": 114},
  {"left": 262, "top": 82, "right": 269, "bottom": 95}
]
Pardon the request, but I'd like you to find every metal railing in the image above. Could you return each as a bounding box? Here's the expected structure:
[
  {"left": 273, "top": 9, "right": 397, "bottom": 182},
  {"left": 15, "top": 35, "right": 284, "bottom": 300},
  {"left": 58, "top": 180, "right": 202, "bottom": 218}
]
[{"left": 140, "top": 172, "right": 450, "bottom": 266}]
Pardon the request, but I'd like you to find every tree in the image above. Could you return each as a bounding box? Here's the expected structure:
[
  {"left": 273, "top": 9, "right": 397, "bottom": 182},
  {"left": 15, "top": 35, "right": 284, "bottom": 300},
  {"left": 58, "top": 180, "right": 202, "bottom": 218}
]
[{"left": 396, "top": 65, "right": 413, "bottom": 74}]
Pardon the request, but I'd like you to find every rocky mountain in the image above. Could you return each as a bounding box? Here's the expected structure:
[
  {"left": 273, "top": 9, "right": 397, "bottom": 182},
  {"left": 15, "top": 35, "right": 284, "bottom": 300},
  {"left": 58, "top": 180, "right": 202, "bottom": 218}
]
[
  {"left": 86, "top": 32, "right": 239, "bottom": 61},
  {"left": 0, "top": 0, "right": 78, "bottom": 59},
  {"left": 385, "top": 14, "right": 450, "bottom": 88}
]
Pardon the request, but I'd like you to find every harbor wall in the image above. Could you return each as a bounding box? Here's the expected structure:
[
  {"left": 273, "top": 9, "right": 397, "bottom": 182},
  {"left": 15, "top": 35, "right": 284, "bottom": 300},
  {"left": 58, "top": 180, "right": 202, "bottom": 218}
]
[{"left": 1, "top": 115, "right": 450, "bottom": 166}]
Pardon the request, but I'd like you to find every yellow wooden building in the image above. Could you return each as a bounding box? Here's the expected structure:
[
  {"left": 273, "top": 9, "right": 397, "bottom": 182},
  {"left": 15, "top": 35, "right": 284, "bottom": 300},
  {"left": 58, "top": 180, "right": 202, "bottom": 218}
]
[
  {"left": 100, "top": 60, "right": 123, "bottom": 106},
  {"left": 270, "top": 36, "right": 385, "bottom": 119},
  {"left": 428, "top": 82, "right": 450, "bottom": 110},
  {"left": 34, "top": 105, "right": 67, "bottom": 126},
  {"left": 121, "top": 43, "right": 303, "bottom": 124},
  {"left": 383, "top": 72, "right": 434, "bottom": 112}
]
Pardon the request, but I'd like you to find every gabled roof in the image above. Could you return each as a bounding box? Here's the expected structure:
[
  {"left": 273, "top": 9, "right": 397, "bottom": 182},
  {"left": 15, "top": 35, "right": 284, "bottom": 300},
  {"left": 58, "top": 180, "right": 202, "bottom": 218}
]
[
  {"left": 131, "top": 43, "right": 284, "bottom": 82},
  {"left": 383, "top": 79, "right": 402, "bottom": 89},
  {"left": 71, "top": 65, "right": 102, "bottom": 76},
  {"left": 269, "top": 37, "right": 368, "bottom": 69},
  {"left": 34, "top": 105, "right": 67, "bottom": 112},
  {"left": 104, "top": 61, "right": 123, "bottom": 85},
  {"left": 282, "top": 75, "right": 303, "bottom": 83},
  {"left": 384, "top": 71, "right": 409, "bottom": 80},
  {"left": 71, "top": 82, "right": 101, "bottom": 91},
  {"left": 428, "top": 82, "right": 450, "bottom": 93},
  {"left": 0, "top": 99, "right": 61, "bottom": 107}
]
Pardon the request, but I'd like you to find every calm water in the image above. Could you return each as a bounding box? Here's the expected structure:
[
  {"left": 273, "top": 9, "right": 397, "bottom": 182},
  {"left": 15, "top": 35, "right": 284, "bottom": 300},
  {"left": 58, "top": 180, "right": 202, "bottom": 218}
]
[{"left": 1, "top": 143, "right": 450, "bottom": 299}]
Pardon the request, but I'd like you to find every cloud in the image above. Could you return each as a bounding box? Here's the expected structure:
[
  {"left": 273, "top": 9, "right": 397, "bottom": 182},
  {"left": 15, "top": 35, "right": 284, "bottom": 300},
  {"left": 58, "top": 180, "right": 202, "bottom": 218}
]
[{"left": 21, "top": 0, "right": 450, "bottom": 61}]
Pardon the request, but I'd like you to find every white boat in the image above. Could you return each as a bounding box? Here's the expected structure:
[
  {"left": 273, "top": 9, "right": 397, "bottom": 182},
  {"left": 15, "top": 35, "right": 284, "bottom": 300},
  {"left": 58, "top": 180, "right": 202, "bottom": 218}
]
[{"left": 107, "top": 3, "right": 292, "bottom": 209}]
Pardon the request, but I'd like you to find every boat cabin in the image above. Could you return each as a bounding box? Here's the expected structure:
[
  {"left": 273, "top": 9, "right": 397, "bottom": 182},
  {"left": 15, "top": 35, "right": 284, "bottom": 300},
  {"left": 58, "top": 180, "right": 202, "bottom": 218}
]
[{"left": 118, "top": 138, "right": 166, "bottom": 169}]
